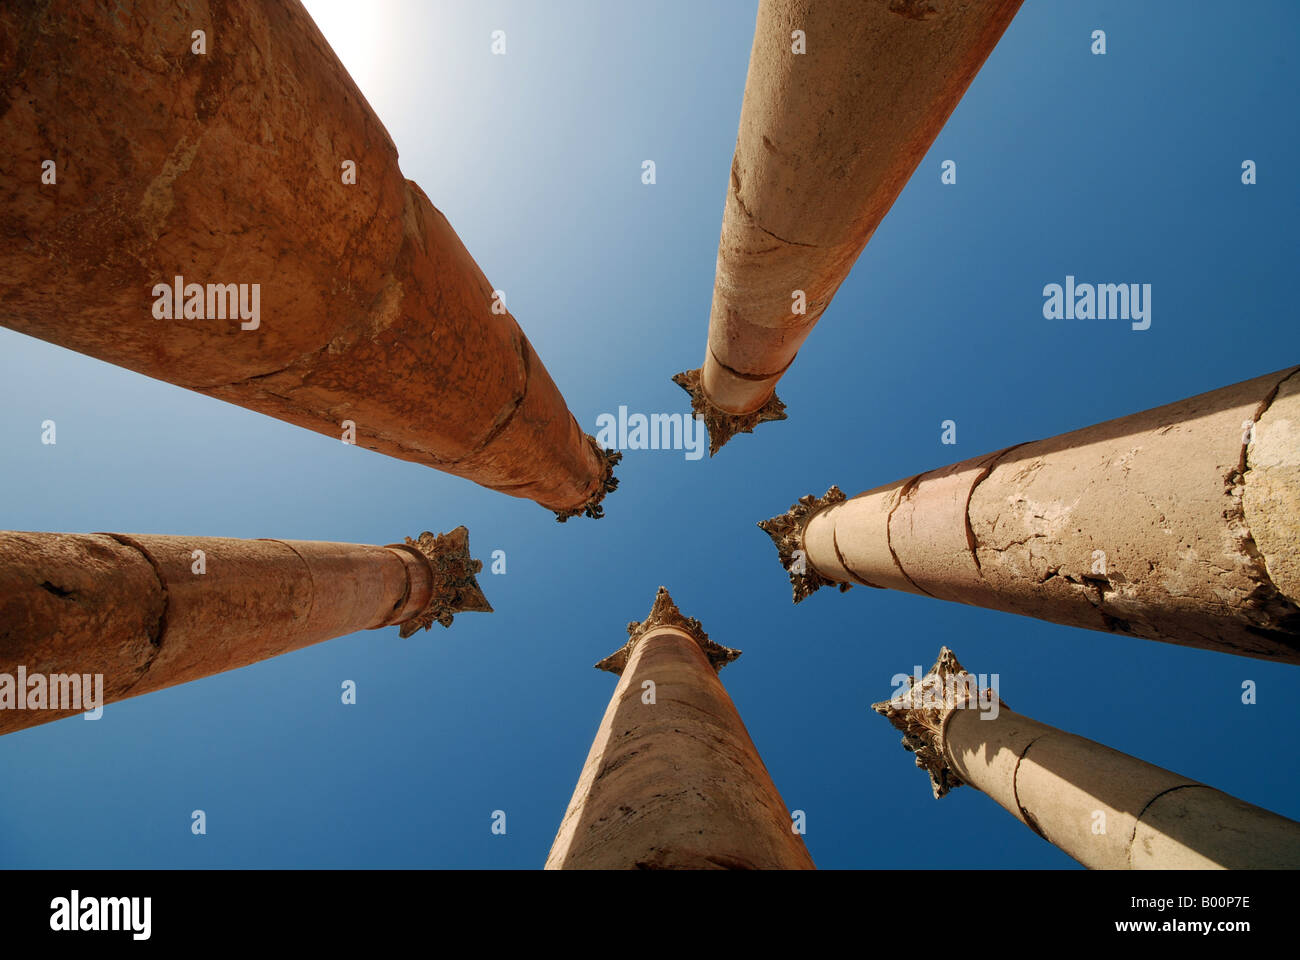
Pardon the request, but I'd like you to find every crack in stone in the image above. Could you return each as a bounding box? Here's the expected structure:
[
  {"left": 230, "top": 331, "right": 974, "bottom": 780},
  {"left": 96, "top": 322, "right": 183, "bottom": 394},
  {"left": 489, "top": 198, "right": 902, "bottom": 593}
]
[
  {"left": 102, "top": 534, "right": 168, "bottom": 649},
  {"left": 887, "top": 474, "right": 935, "bottom": 597},
  {"left": 1127, "top": 783, "right": 1207, "bottom": 866},
  {"left": 964, "top": 442, "right": 1030, "bottom": 575},
  {"left": 833, "top": 525, "right": 881, "bottom": 589},
  {"left": 1224, "top": 367, "right": 1300, "bottom": 635},
  {"left": 1012, "top": 733, "right": 1048, "bottom": 838},
  {"left": 992, "top": 532, "right": 1049, "bottom": 551},
  {"left": 260, "top": 536, "right": 318, "bottom": 635},
  {"left": 708, "top": 345, "right": 795, "bottom": 383},
  {"left": 99, "top": 533, "right": 170, "bottom": 700},
  {"left": 730, "top": 158, "right": 818, "bottom": 249},
  {"left": 465, "top": 329, "right": 531, "bottom": 459},
  {"left": 1239, "top": 367, "right": 1299, "bottom": 475}
]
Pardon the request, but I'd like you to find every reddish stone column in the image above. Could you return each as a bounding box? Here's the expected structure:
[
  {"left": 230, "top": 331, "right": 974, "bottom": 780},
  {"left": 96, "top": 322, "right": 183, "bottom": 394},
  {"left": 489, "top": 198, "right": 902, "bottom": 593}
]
[
  {"left": 0, "top": 527, "right": 489, "bottom": 735},
  {"left": 0, "top": 0, "right": 618, "bottom": 519},
  {"left": 761, "top": 368, "right": 1300, "bottom": 664},
  {"left": 875, "top": 648, "right": 1300, "bottom": 869},
  {"left": 545, "top": 588, "right": 814, "bottom": 869},
  {"left": 676, "top": 0, "right": 1023, "bottom": 452}
]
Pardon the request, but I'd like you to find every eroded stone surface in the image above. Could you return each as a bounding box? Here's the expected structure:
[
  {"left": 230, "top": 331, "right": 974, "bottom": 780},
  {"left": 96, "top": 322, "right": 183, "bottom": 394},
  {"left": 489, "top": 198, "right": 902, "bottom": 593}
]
[
  {"left": 547, "top": 590, "right": 813, "bottom": 870},
  {"left": 0, "top": 1, "right": 615, "bottom": 516},
  {"left": 691, "top": 0, "right": 1023, "bottom": 446},
  {"left": 0, "top": 527, "right": 489, "bottom": 734},
  {"left": 770, "top": 369, "right": 1300, "bottom": 663},
  {"left": 878, "top": 647, "right": 1300, "bottom": 868},
  {"left": 1243, "top": 370, "right": 1300, "bottom": 604}
]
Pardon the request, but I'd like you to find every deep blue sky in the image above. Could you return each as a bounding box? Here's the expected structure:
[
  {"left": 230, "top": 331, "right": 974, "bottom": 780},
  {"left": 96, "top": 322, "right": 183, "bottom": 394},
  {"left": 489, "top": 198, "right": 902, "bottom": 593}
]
[{"left": 1, "top": 0, "right": 1297, "bottom": 869}]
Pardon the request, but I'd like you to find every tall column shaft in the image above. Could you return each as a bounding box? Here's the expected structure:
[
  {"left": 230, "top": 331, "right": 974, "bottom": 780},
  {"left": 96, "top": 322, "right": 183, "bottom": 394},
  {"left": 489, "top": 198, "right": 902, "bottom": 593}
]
[
  {"left": 876, "top": 649, "right": 1300, "bottom": 869},
  {"left": 0, "top": 1, "right": 617, "bottom": 519},
  {"left": 763, "top": 368, "right": 1300, "bottom": 664},
  {"left": 546, "top": 588, "right": 814, "bottom": 869},
  {"left": 676, "top": 0, "right": 1023, "bottom": 451},
  {"left": 0, "top": 527, "right": 489, "bottom": 735}
]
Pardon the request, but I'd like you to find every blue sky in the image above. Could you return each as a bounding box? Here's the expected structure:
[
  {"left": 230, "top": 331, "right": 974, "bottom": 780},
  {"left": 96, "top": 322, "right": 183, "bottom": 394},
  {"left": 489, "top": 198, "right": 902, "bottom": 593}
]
[{"left": 1, "top": 0, "right": 1296, "bottom": 868}]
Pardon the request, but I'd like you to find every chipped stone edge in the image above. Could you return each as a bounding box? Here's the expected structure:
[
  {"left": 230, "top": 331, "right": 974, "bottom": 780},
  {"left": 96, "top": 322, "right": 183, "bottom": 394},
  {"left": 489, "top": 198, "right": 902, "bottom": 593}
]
[
  {"left": 595, "top": 586, "right": 741, "bottom": 675},
  {"left": 1235, "top": 367, "right": 1300, "bottom": 635},
  {"left": 757, "top": 485, "right": 850, "bottom": 603},
  {"left": 672, "top": 367, "right": 787, "bottom": 455}
]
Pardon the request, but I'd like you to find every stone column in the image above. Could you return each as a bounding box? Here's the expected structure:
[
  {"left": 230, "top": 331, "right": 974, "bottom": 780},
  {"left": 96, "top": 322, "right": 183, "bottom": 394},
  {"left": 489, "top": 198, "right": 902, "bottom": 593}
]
[
  {"left": 0, "top": 0, "right": 618, "bottom": 520},
  {"left": 675, "top": 0, "right": 1023, "bottom": 453},
  {"left": 875, "top": 648, "right": 1300, "bottom": 869},
  {"left": 0, "top": 526, "right": 490, "bottom": 735},
  {"left": 761, "top": 367, "right": 1300, "bottom": 664},
  {"left": 545, "top": 588, "right": 814, "bottom": 869}
]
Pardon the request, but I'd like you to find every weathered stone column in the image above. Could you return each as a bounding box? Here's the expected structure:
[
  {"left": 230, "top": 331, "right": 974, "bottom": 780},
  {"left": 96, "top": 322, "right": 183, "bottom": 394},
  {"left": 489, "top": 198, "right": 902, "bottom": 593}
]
[
  {"left": 675, "top": 0, "right": 1023, "bottom": 452},
  {"left": 875, "top": 648, "right": 1300, "bottom": 869},
  {"left": 761, "top": 368, "right": 1300, "bottom": 664},
  {"left": 545, "top": 588, "right": 814, "bottom": 869},
  {"left": 0, "top": 526, "right": 489, "bottom": 735},
  {"left": 0, "top": 0, "right": 618, "bottom": 520}
]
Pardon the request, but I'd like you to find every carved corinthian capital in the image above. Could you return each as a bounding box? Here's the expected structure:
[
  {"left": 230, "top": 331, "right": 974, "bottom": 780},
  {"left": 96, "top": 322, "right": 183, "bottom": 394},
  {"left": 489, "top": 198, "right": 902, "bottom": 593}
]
[
  {"left": 554, "top": 436, "right": 623, "bottom": 522},
  {"left": 757, "top": 485, "right": 849, "bottom": 603},
  {"left": 672, "top": 368, "right": 787, "bottom": 455},
  {"left": 872, "top": 647, "right": 1004, "bottom": 799},
  {"left": 595, "top": 586, "right": 741, "bottom": 675},
  {"left": 391, "top": 526, "right": 493, "bottom": 637}
]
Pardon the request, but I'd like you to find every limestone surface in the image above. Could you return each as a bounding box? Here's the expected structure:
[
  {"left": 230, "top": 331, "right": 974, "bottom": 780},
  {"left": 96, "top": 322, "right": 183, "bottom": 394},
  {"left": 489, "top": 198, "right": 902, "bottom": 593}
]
[
  {"left": 876, "top": 648, "right": 1300, "bottom": 869},
  {"left": 768, "top": 368, "right": 1300, "bottom": 664},
  {"left": 546, "top": 589, "right": 814, "bottom": 869},
  {"left": 680, "top": 0, "right": 1023, "bottom": 450},
  {"left": 0, "top": 527, "right": 489, "bottom": 735}
]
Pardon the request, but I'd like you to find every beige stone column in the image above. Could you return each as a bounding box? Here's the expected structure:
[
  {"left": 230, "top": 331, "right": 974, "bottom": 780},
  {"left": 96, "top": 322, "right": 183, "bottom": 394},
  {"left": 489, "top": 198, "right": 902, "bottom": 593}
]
[
  {"left": 0, "top": 0, "right": 618, "bottom": 520},
  {"left": 875, "top": 648, "right": 1300, "bottom": 869},
  {"left": 761, "top": 367, "right": 1300, "bottom": 664},
  {"left": 545, "top": 588, "right": 814, "bottom": 869},
  {"left": 0, "top": 526, "right": 490, "bottom": 735},
  {"left": 675, "top": 0, "right": 1023, "bottom": 452}
]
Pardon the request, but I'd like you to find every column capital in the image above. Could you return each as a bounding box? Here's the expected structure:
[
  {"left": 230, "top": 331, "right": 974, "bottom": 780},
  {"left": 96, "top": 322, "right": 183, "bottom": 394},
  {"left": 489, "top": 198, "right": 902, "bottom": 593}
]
[
  {"left": 758, "top": 485, "right": 849, "bottom": 603},
  {"left": 872, "top": 647, "right": 1002, "bottom": 799},
  {"left": 389, "top": 526, "right": 492, "bottom": 637},
  {"left": 554, "top": 437, "right": 622, "bottom": 522},
  {"left": 595, "top": 586, "right": 741, "bottom": 675},
  {"left": 672, "top": 368, "right": 787, "bottom": 456}
]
